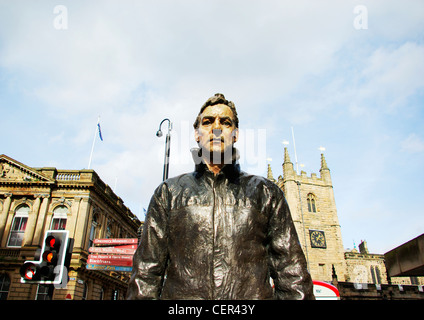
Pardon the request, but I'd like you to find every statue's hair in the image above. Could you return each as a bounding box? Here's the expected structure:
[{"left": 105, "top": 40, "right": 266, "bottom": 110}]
[{"left": 193, "top": 93, "right": 239, "bottom": 129}]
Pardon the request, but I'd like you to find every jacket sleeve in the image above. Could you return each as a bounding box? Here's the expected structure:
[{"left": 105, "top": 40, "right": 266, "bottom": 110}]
[
  {"left": 267, "top": 187, "right": 315, "bottom": 300},
  {"left": 127, "top": 183, "right": 169, "bottom": 300}
]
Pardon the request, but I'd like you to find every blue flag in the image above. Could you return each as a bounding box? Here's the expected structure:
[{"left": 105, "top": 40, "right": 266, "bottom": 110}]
[{"left": 97, "top": 121, "right": 103, "bottom": 141}]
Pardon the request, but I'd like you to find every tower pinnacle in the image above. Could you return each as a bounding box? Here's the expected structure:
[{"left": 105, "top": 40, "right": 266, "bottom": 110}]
[
  {"left": 319, "top": 152, "right": 331, "bottom": 184},
  {"left": 320, "top": 153, "right": 329, "bottom": 171},
  {"left": 284, "top": 147, "right": 291, "bottom": 164},
  {"left": 267, "top": 163, "right": 274, "bottom": 181},
  {"left": 282, "top": 147, "right": 295, "bottom": 180}
]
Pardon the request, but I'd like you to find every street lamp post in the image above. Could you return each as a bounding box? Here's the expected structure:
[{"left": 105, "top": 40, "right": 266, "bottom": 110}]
[{"left": 156, "top": 118, "right": 172, "bottom": 181}]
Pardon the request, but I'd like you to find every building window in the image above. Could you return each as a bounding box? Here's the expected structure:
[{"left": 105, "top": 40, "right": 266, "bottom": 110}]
[
  {"left": 307, "top": 194, "right": 317, "bottom": 213},
  {"left": 36, "top": 284, "right": 54, "bottom": 300},
  {"left": 82, "top": 282, "right": 88, "bottom": 300},
  {"left": 8, "top": 205, "right": 30, "bottom": 247},
  {"left": 106, "top": 221, "right": 112, "bottom": 239},
  {"left": 51, "top": 205, "right": 68, "bottom": 230},
  {"left": 376, "top": 267, "right": 382, "bottom": 284},
  {"left": 318, "top": 264, "right": 326, "bottom": 279},
  {"left": 0, "top": 274, "right": 11, "bottom": 300},
  {"left": 410, "top": 276, "right": 419, "bottom": 285},
  {"left": 88, "top": 214, "right": 98, "bottom": 249},
  {"left": 370, "top": 266, "right": 382, "bottom": 284},
  {"left": 112, "top": 289, "right": 120, "bottom": 300}
]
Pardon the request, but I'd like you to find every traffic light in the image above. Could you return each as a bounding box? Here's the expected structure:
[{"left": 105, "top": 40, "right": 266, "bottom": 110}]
[{"left": 20, "top": 230, "right": 70, "bottom": 284}]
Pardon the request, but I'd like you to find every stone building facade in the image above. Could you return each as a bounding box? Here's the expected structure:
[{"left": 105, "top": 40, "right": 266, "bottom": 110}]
[
  {"left": 0, "top": 154, "right": 141, "bottom": 300},
  {"left": 344, "top": 241, "right": 388, "bottom": 285}
]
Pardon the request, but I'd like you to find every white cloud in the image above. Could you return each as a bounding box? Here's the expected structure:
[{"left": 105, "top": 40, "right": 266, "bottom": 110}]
[
  {"left": 359, "top": 42, "right": 424, "bottom": 112},
  {"left": 401, "top": 133, "right": 424, "bottom": 153}
]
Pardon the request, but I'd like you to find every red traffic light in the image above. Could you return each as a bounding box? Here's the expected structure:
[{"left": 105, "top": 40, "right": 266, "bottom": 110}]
[{"left": 45, "top": 235, "right": 60, "bottom": 250}]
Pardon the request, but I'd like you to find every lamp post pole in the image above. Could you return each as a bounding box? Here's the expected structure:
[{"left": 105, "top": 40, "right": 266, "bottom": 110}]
[{"left": 156, "top": 118, "right": 172, "bottom": 181}]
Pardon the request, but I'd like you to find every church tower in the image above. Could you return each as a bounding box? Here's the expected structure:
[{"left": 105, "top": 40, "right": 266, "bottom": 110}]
[{"left": 276, "top": 148, "right": 346, "bottom": 282}]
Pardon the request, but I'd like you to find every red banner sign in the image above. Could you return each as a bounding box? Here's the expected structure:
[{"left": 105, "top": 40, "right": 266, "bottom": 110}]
[
  {"left": 88, "top": 254, "right": 133, "bottom": 261},
  {"left": 87, "top": 257, "right": 133, "bottom": 267},
  {"left": 94, "top": 238, "right": 138, "bottom": 246},
  {"left": 89, "top": 246, "right": 136, "bottom": 254}
]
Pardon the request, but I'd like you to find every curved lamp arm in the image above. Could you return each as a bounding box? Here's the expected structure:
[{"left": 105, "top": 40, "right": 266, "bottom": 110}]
[
  {"left": 156, "top": 118, "right": 172, "bottom": 181},
  {"left": 156, "top": 118, "right": 172, "bottom": 137}
]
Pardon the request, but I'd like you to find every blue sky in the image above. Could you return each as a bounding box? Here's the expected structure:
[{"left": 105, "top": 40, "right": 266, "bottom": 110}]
[{"left": 1, "top": 0, "right": 423, "bottom": 254}]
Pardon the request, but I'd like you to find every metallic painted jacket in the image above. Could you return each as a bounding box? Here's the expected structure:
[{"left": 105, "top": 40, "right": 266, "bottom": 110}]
[{"left": 127, "top": 156, "right": 314, "bottom": 300}]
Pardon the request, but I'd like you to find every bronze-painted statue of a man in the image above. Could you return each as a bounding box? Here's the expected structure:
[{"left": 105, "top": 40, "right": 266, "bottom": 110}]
[{"left": 127, "top": 93, "right": 314, "bottom": 300}]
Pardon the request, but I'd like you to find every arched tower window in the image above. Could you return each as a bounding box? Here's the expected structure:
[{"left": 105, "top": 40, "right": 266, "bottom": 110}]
[{"left": 307, "top": 194, "right": 317, "bottom": 213}]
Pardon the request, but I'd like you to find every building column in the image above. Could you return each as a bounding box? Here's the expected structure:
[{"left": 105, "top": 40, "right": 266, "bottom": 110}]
[
  {"left": 0, "top": 193, "right": 12, "bottom": 243},
  {"left": 23, "top": 195, "right": 42, "bottom": 247},
  {"left": 73, "top": 196, "right": 91, "bottom": 251},
  {"left": 31, "top": 194, "right": 50, "bottom": 246},
  {"left": 67, "top": 197, "right": 82, "bottom": 241},
  {"left": 83, "top": 206, "right": 94, "bottom": 250},
  {"left": 98, "top": 212, "right": 107, "bottom": 239}
]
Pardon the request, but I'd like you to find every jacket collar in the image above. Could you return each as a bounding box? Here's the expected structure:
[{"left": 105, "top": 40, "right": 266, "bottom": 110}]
[{"left": 191, "top": 148, "right": 241, "bottom": 182}]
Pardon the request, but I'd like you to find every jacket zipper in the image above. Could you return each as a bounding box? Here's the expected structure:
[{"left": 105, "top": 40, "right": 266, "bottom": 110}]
[{"left": 211, "top": 176, "right": 217, "bottom": 300}]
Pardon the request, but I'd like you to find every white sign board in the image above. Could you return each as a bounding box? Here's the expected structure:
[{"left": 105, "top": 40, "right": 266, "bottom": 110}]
[{"left": 313, "top": 281, "right": 340, "bottom": 300}]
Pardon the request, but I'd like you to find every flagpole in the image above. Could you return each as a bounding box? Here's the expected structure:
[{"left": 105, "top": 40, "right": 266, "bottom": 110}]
[
  {"left": 291, "top": 126, "right": 299, "bottom": 175},
  {"left": 88, "top": 116, "right": 100, "bottom": 169},
  {"left": 113, "top": 176, "right": 118, "bottom": 192}
]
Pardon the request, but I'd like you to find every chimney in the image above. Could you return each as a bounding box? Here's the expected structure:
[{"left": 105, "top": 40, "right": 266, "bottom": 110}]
[{"left": 359, "top": 240, "right": 369, "bottom": 254}]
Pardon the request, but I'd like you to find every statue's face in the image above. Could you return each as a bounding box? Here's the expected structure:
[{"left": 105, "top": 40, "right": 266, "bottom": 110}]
[{"left": 195, "top": 104, "right": 239, "bottom": 159}]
